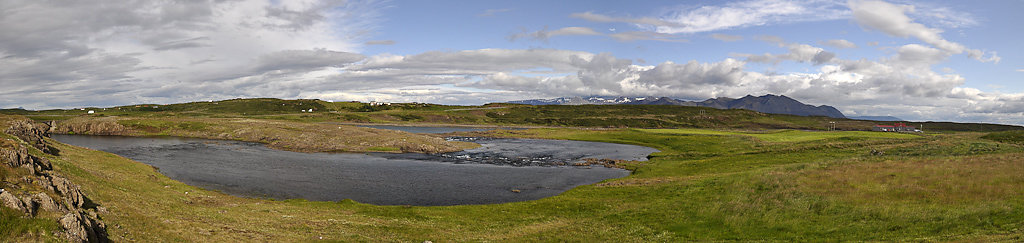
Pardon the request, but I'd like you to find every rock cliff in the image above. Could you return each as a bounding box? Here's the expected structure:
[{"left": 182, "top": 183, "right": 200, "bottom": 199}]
[{"left": 1, "top": 116, "right": 109, "bottom": 242}]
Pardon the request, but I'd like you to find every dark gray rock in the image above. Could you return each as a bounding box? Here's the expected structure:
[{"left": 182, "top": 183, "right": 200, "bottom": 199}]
[
  {"left": 5, "top": 120, "right": 58, "bottom": 155},
  {"left": 33, "top": 192, "right": 62, "bottom": 212},
  {"left": 49, "top": 176, "right": 85, "bottom": 209},
  {"left": 0, "top": 190, "right": 29, "bottom": 214}
]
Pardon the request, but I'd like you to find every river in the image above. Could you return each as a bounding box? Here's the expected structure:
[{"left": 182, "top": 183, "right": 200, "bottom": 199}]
[{"left": 53, "top": 134, "right": 657, "bottom": 206}]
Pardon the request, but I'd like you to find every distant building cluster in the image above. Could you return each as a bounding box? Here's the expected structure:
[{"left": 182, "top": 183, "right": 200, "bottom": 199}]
[
  {"left": 872, "top": 123, "right": 921, "bottom": 132},
  {"left": 369, "top": 101, "right": 391, "bottom": 106}
]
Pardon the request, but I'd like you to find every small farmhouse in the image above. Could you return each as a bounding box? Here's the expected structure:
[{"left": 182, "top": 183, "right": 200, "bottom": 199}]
[{"left": 872, "top": 123, "right": 918, "bottom": 132}]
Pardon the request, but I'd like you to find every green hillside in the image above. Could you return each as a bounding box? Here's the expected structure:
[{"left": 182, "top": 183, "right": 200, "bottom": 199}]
[{"left": 4, "top": 98, "right": 1021, "bottom": 132}]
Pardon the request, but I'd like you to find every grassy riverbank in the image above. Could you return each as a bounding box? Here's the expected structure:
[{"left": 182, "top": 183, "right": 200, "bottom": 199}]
[
  {"left": 7, "top": 118, "right": 1020, "bottom": 241},
  {"left": 48, "top": 116, "right": 477, "bottom": 153}
]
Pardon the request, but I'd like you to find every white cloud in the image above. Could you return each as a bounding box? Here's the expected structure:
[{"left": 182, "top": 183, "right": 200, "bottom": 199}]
[
  {"left": 478, "top": 8, "right": 513, "bottom": 17},
  {"left": 607, "top": 32, "right": 689, "bottom": 43},
  {"left": 740, "top": 42, "right": 836, "bottom": 65},
  {"left": 1, "top": 0, "right": 1019, "bottom": 125},
  {"left": 254, "top": 49, "right": 364, "bottom": 72},
  {"left": 891, "top": 44, "right": 948, "bottom": 68},
  {"left": 820, "top": 39, "right": 858, "bottom": 49},
  {"left": 365, "top": 40, "right": 396, "bottom": 45},
  {"left": 756, "top": 35, "right": 786, "bottom": 44},
  {"left": 508, "top": 27, "right": 601, "bottom": 41},
  {"left": 903, "top": 1, "right": 978, "bottom": 29},
  {"left": 331, "top": 45, "right": 1023, "bottom": 124},
  {"left": 848, "top": 0, "right": 999, "bottom": 63},
  {"left": 653, "top": 0, "right": 849, "bottom": 34},
  {"left": 348, "top": 49, "right": 593, "bottom": 74},
  {"left": 569, "top": 12, "right": 683, "bottom": 27},
  {"left": 509, "top": 27, "right": 686, "bottom": 43},
  {"left": 0, "top": 0, "right": 379, "bottom": 108},
  {"left": 711, "top": 33, "right": 743, "bottom": 42}
]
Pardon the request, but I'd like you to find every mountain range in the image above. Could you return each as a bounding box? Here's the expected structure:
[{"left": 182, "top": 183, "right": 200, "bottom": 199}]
[{"left": 509, "top": 94, "right": 847, "bottom": 118}]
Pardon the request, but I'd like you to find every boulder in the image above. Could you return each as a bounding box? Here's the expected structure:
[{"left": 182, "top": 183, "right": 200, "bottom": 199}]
[
  {"left": 60, "top": 212, "right": 91, "bottom": 243},
  {"left": 4, "top": 120, "right": 58, "bottom": 155},
  {"left": 21, "top": 195, "right": 38, "bottom": 216},
  {"left": 59, "top": 211, "right": 109, "bottom": 243},
  {"left": 0, "top": 190, "right": 28, "bottom": 214},
  {"left": 1, "top": 146, "right": 31, "bottom": 167},
  {"left": 0, "top": 146, "right": 52, "bottom": 175},
  {"left": 50, "top": 176, "right": 85, "bottom": 209},
  {"left": 33, "top": 192, "right": 62, "bottom": 212}
]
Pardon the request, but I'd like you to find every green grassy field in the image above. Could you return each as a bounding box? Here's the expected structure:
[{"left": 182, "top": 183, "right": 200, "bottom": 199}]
[
  {"left": 2, "top": 125, "right": 1015, "bottom": 241},
  {"left": 7, "top": 98, "right": 1022, "bottom": 132},
  {"left": 3, "top": 99, "right": 1024, "bottom": 241}
]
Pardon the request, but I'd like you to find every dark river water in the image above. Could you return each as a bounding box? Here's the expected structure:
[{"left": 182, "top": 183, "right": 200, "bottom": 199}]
[{"left": 53, "top": 134, "right": 658, "bottom": 206}]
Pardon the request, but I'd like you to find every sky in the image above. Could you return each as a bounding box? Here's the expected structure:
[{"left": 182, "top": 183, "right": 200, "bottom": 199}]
[{"left": 1, "top": 0, "right": 1022, "bottom": 125}]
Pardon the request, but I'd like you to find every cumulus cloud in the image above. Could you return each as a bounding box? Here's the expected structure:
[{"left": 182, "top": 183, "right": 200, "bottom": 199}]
[
  {"left": 820, "top": 39, "right": 858, "bottom": 49},
  {"left": 0, "top": 0, "right": 378, "bottom": 108},
  {"left": 849, "top": 0, "right": 999, "bottom": 63},
  {"left": 711, "top": 33, "right": 743, "bottom": 42},
  {"left": 742, "top": 38, "right": 839, "bottom": 65},
  {"left": 332, "top": 42, "right": 1024, "bottom": 124}
]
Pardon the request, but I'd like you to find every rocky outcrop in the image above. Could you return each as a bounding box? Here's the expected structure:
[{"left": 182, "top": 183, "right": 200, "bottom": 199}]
[
  {"left": 50, "top": 117, "right": 131, "bottom": 136},
  {"left": 47, "top": 175, "right": 86, "bottom": 209},
  {"left": 60, "top": 210, "right": 108, "bottom": 243},
  {"left": 1, "top": 145, "right": 53, "bottom": 175},
  {"left": 1, "top": 117, "right": 109, "bottom": 242},
  {"left": 32, "top": 192, "right": 61, "bottom": 212},
  {"left": 0, "top": 189, "right": 29, "bottom": 214},
  {"left": 5, "top": 120, "right": 58, "bottom": 155}
]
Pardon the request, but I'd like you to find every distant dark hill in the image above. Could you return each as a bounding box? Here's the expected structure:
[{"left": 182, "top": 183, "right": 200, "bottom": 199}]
[
  {"left": 701, "top": 94, "right": 846, "bottom": 118},
  {"left": 849, "top": 116, "right": 903, "bottom": 121},
  {"left": 510, "top": 94, "right": 846, "bottom": 118}
]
